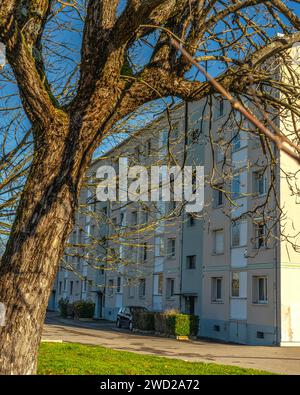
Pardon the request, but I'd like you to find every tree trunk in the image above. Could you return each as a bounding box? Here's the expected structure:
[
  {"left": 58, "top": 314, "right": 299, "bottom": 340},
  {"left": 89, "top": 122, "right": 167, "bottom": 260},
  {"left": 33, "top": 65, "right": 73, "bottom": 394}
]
[{"left": 0, "top": 123, "right": 85, "bottom": 374}]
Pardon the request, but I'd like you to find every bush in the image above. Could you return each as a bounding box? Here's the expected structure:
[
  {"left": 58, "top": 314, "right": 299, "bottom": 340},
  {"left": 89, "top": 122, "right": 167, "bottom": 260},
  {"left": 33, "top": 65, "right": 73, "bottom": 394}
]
[
  {"left": 58, "top": 298, "right": 69, "bottom": 318},
  {"left": 154, "top": 312, "right": 199, "bottom": 337},
  {"left": 73, "top": 300, "right": 95, "bottom": 319},
  {"left": 132, "top": 311, "right": 155, "bottom": 331}
]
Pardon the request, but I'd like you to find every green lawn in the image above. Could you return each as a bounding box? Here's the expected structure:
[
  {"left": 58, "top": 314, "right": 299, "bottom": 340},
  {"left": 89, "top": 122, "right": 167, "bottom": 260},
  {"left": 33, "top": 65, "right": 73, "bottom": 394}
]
[{"left": 38, "top": 342, "right": 273, "bottom": 375}]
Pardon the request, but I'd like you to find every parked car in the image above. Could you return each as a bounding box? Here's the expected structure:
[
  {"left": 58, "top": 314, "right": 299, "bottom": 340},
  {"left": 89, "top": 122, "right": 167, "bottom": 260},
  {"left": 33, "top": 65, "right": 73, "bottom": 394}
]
[{"left": 116, "top": 306, "right": 148, "bottom": 330}]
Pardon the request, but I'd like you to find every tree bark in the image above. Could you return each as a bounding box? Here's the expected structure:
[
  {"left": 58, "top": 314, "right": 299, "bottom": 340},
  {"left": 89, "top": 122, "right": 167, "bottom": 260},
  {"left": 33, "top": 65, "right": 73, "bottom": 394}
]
[{"left": 0, "top": 121, "right": 86, "bottom": 374}]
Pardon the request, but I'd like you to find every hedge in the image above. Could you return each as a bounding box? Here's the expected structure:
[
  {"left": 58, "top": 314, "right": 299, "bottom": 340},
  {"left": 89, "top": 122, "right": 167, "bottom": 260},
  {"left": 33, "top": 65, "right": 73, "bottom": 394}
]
[
  {"left": 132, "top": 310, "right": 155, "bottom": 331},
  {"left": 73, "top": 301, "right": 95, "bottom": 319},
  {"left": 134, "top": 310, "right": 199, "bottom": 337},
  {"left": 58, "top": 299, "right": 95, "bottom": 319}
]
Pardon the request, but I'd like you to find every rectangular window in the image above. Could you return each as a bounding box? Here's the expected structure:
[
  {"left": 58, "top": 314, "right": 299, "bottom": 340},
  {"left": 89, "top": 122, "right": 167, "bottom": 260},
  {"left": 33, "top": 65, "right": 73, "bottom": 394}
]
[
  {"left": 253, "top": 171, "right": 267, "bottom": 196},
  {"left": 231, "top": 174, "right": 240, "bottom": 199},
  {"left": 143, "top": 242, "right": 148, "bottom": 261},
  {"left": 166, "top": 278, "right": 175, "bottom": 298},
  {"left": 146, "top": 139, "right": 151, "bottom": 156},
  {"left": 117, "top": 277, "right": 121, "bottom": 293},
  {"left": 88, "top": 280, "right": 93, "bottom": 293},
  {"left": 108, "top": 279, "right": 114, "bottom": 297},
  {"left": 167, "top": 238, "right": 176, "bottom": 258},
  {"left": 128, "top": 279, "right": 134, "bottom": 298},
  {"left": 252, "top": 276, "right": 268, "bottom": 304},
  {"left": 120, "top": 212, "right": 125, "bottom": 226},
  {"left": 232, "top": 133, "right": 241, "bottom": 152},
  {"left": 216, "top": 98, "right": 224, "bottom": 118},
  {"left": 214, "top": 230, "right": 224, "bottom": 254},
  {"left": 255, "top": 222, "right": 266, "bottom": 248},
  {"left": 231, "top": 221, "right": 240, "bottom": 247},
  {"left": 70, "top": 281, "right": 73, "bottom": 295},
  {"left": 59, "top": 281, "right": 62, "bottom": 295},
  {"left": 139, "top": 278, "right": 146, "bottom": 298},
  {"left": 158, "top": 273, "right": 163, "bottom": 295},
  {"left": 157, "top": 237, "right": 165, "bottom": 256},
  {"left": 186, "top": 255, "right": 196, "bottom": 269},
  {"left": 63, "top": 279, "right": 67, "bottom": 292},
  {"left": 212, "top": 277, "right": 223, "bottom": 302},
  {"left": 214, "top": 185, "right": 224, "bottom": 207},
  {"left": 231, "top": 272, "right": 240, "bottom": 297},
  {"left": 131, "top": 211, "right": 138, "bottom": 225}
]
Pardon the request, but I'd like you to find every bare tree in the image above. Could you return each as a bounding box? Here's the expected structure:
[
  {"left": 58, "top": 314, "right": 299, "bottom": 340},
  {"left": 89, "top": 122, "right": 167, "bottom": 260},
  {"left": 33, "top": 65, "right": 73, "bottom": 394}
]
[{"left": 0, "top": 0, "right": 300, "bottom": 374}]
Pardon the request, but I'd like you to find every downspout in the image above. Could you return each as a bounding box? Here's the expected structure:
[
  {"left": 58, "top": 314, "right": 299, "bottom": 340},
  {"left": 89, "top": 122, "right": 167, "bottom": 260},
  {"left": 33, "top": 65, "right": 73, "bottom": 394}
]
[{"left": 179, "top": 101, "right": 189, "bottom": 312}]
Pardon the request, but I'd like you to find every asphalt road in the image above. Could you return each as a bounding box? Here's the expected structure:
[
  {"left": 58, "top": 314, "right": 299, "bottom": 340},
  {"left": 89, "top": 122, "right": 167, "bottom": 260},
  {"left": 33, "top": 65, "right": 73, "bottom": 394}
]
[{"left": 43, "top": 313, "right": 300, "bottom": 375}]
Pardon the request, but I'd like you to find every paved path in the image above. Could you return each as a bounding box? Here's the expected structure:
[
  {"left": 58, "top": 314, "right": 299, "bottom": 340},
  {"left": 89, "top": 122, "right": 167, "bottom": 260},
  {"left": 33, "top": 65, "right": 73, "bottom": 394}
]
[{"left": 43, "top": 313, "right": 300, "bottom": 375}]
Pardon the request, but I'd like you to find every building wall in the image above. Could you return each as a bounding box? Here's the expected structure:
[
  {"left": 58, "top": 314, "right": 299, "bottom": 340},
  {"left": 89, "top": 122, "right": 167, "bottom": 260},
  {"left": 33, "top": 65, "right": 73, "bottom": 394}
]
[{"left": 49, "top": 95, "right": 300, "bottom": 345}]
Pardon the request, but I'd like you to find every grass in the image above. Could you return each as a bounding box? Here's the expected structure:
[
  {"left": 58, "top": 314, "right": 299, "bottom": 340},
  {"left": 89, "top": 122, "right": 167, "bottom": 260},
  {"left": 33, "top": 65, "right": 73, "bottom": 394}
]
[{"left": 38, "top": 342, "right": 273, "bottom": 375}]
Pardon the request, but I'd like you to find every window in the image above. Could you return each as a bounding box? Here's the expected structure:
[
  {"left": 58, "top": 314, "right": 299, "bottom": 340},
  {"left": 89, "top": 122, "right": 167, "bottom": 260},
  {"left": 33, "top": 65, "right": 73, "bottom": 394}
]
[
  {"left": 108, "top": 279, "right": 114, "bottom": 297},
  {"left": 232, "top": 133, "right": 241, "bottom": 152},
  {"left": 59, "top": 281, "right": 62, "bottom": 295},
  {"left": 185, "top": 296, "right": 195, "bottom": 315},
  {"left": 131, "top": 211, "right": 138, "bottom": 225},
  {"left": 157, "top": 237, "right": 165, "bottom": 256},
  {"left": 139, "top": 278, "right": 146, "bottom": 297},
  {"left": 186, "top": 255, "right": 196, "bottom": 269},
  {"left": 88, "top": 280, "right": 93, "bottom": 293},
  {"left": 63, "top": 279, "right": 67, "bottom": 292},
  {"left": 146, "top": 139, "right": 151, "bottom": 156},
  {"left": 231, "top": 272, "right": 240, "bottom": 297},
  {"left": 143, "top": 242, "right": 148, "bottom": 261},
  {"left": 167, "top": 238, "right": 176, "bottom": 258},
  {"left": 214, "top": 230, "right": 224, "bottom": 254},
  {"left": 142, "top": 210, "right": 149, "bottom": 223},
  {"left": 212, "top": 277, "right": 223, "bottom": 302},
  {"left": 158, "top": 273, "right": 163, "bottom": 295},
  {"left": 117, "top": 277, "right": 121, "bottom": 293},
  {"left": 216, "top": 98, "right": 224, "bottom": 118},
  {"left": 213, "top": 185, "right": 224, "bottom": 207},
  {"left": 120, "top": 212, "right": 125, "bottom": 226},
  {"left": 253, "top": 171, "right": 267, "bottom": 196},
  {"left": 252, "top": 276, "right": 268, "bottom": 304},
  {"left": 231, "top": 221, "right": 240, "bottom": 247},
  {"left": 128, "top": 279, "right": 134, "bottom": 298},
  {"left": 70, "top": 281, "right": 73, "bottom": 295},
  {"left": 255, "top": 222, "right": 267, "bottom": 248},
  {"left": 190, "top": 128, "right": 200, "bottom": 143},
  {"left": 231, "top": 174, "right": 240, "bottom": 199},
  {"left": 166, "top": 278, "right": 175, "bottom": 298},
  {"left": 187, "top": 213, "right": 195, "bottom": 226}
]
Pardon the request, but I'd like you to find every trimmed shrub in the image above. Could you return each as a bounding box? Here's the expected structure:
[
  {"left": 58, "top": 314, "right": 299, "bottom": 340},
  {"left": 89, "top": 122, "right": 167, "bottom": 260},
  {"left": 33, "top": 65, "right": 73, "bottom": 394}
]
[
  {"left": 73, "top": 300, "right": 95, "bottom": 319},
  {"left": 154, "top": 312, "right": 168, "bottom": 334},
  {"left": 154, "top": 312, "right": 199, "bottom": 337},
  {"left": 58, "top": 298, "right": 69, "bottom": 318},
  {"left": 132, "top": 311, "right": 155, "bottom": 331}
]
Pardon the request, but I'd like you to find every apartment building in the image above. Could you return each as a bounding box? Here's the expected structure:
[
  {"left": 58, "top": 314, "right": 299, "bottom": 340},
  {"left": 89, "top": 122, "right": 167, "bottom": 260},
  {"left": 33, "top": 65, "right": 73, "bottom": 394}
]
[{"left": 49, "top": 88, "right": 300, "bottom": 345}]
